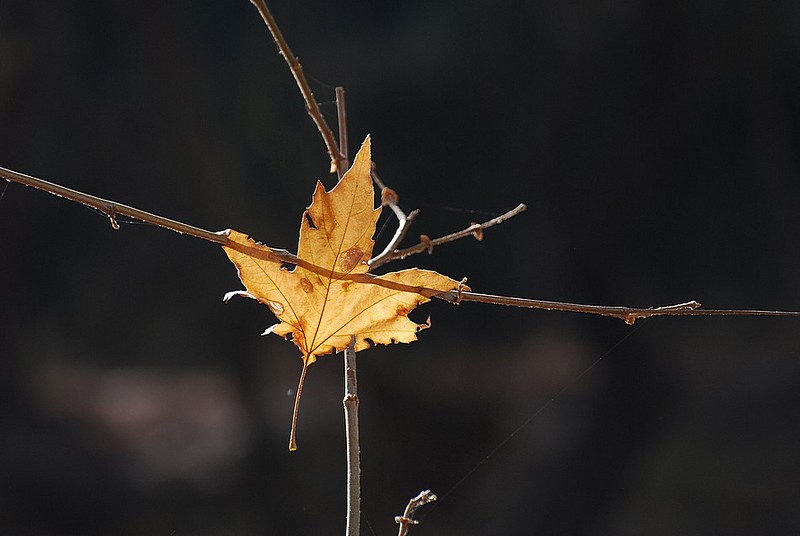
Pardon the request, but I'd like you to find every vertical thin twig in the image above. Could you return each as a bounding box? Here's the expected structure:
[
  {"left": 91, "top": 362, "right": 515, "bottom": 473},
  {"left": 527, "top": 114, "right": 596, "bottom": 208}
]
[
  {"left": 343, "top": 337, "right": 361, "bottom": 536},
  {"left": 336, "top": 87, "right": 350, "bottom": 174}
]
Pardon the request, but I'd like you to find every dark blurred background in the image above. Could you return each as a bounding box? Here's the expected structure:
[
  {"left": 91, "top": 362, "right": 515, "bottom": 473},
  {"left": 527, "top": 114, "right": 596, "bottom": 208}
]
[{"left": 2, "top": 1, "right": 799, "bottom": 534}]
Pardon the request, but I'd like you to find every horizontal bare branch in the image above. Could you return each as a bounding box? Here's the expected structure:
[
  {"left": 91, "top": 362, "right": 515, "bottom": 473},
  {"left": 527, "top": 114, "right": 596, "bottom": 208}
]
[
  {"left": 5, "top": 165, "right": 799, "bottom": 324},
  {"left": 437, "top": 291, "right": 800, "bottom": 324}
]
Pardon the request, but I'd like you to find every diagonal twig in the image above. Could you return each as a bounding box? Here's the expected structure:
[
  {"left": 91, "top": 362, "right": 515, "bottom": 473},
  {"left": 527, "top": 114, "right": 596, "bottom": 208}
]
[
  {"left": 248, "top": 0, "right": 346, "bottom": 177},
  {"left": 376, "top": 203, "right": 527, "bottom": 266},
  {"left": 0, "top": 166, "right": 228, "bottom": 245},
  {"left": 367, "top": 166, "right": 421, "bottom": 269},
  {"left": 437, "top": 292, "right": 800, "bottom": 324}
]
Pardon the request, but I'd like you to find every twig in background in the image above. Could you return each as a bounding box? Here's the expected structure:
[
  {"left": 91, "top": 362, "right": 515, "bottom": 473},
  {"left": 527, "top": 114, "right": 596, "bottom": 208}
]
[
  {"left": 248, "top": 0, "right": 346, "bottom": 177},
  {"left": 395, "top": 489, "right": 437, "bottom": 536}
]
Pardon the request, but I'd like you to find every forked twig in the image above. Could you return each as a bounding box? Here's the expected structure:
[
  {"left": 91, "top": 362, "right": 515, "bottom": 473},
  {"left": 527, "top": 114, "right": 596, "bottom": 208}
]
[
  {"left": 395, "top": 489, "right": 437, "bottom": 536},
  {"left": 367, "top": 167, "right": 422, "bottom": 269},
  {"left": 380, "top": 203, "right": 528, "bottom": 266},
  {"left": 248, "top": 0, "right": 346, "bottom": 177},
  {"left": 248, "top": 0, "right": 524, "bottom": 272}
]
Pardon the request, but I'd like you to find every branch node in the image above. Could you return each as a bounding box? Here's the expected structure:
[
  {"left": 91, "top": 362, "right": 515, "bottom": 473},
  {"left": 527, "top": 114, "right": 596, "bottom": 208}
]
[
  {"left": 455, "top": 278, "right": 469, "bottom": 304},
  {"left": 419, "top": 234, "right": 433, "bottom": 254},
  {"left": 390, "top": 203, "right": 527, "bottom": 264},
  {"left": 469, "top": 222, "right": 484, "bottom": 241},
  {"left": 108, "top": 205, "right": 120, "bottom": 230},
  {"left": 381, "top": 187, "right": 399, "bottom": 206}
]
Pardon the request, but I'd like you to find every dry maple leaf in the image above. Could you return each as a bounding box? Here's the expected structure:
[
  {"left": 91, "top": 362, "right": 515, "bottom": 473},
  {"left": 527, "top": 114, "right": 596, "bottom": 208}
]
[{"left": 222, "top": 136, "right": 463, "bottom": 450}]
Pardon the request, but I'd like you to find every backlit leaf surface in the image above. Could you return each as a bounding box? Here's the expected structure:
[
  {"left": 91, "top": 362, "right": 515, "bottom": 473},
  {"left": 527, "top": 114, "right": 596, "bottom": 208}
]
[{"left": 221, "top": 137, "right": 461, "bottom": 448}]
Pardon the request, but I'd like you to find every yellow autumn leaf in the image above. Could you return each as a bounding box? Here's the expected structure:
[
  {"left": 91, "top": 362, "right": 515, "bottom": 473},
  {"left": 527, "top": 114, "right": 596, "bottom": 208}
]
[{"left": 222, "top": 136, "right": 463, "bottom": 449}]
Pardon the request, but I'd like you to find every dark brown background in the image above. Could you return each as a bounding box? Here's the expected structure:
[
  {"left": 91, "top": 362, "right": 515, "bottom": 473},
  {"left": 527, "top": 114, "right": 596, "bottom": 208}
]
[{"left": 2, "top": 1, "right": 799, "bottom": 534}]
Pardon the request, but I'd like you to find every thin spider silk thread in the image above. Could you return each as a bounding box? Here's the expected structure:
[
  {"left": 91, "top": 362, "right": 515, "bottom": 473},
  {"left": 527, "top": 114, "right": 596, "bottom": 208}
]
[
  {"left": 360, "top": 508, "right": 377, "bottom": 536},
  {"left": 420, "top": 323, "right": 645, "bottom": 519},
  {"left": 373, "top": 211, "right": 397, "bottom": 244},
  {"left": 401, "top": 199, "right": 514, "bottom": 217}
]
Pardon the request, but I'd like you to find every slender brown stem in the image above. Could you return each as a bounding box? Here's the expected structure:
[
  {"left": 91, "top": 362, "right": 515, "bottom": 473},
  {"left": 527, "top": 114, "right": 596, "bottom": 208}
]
[
  {"left": 289, "top": 357, "right": 310, "bottom": 451},
  {"left": 336, "top": 87, "right": 350, "bottom": 175},
  {"left": 248, "top": 0, "right": 345, "bottom": 175},
  {"left": 395, "top": 490, "right": 437, "bottom": 536},
  {"left": 388, "top": 203, "right": 527, "bottom": 263},
  {"left": 0, "top": 166, "right": 228, "bottom": 245},
  {"left": 437, "top": 292, "right": 800, "bottom": 324},
  {"left": 343, "top": 338, "right": 361, "bottom": 536}
]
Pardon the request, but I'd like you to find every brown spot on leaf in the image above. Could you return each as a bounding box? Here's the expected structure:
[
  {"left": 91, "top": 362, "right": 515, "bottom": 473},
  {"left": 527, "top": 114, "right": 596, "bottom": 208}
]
[
  {"left": 396, "top": 305, "right": 409, "bottom": 317},
  {"left": 341, "top": 281, "right": 353, "bottom": 292},
  {"left": 300, "top": 278, "right": 313, "bottom": 294},
  {"left": 340, "top": 247, "right": 364, "bottom": 272}
]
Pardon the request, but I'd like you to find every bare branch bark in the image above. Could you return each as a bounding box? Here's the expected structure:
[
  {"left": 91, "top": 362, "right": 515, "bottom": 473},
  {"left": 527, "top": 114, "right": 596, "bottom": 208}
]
[
  {"left": 437, "top": 292, "right": 800, "bottom": 324},
  {"left": 383, "top": 203, "right": 527, "bottom": 265},
  {"left": 343, "top": 337, "right": 361, "bottom": 536},
  {"left": 248, "top": 0, "right": 346, "bottom": 176}
]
